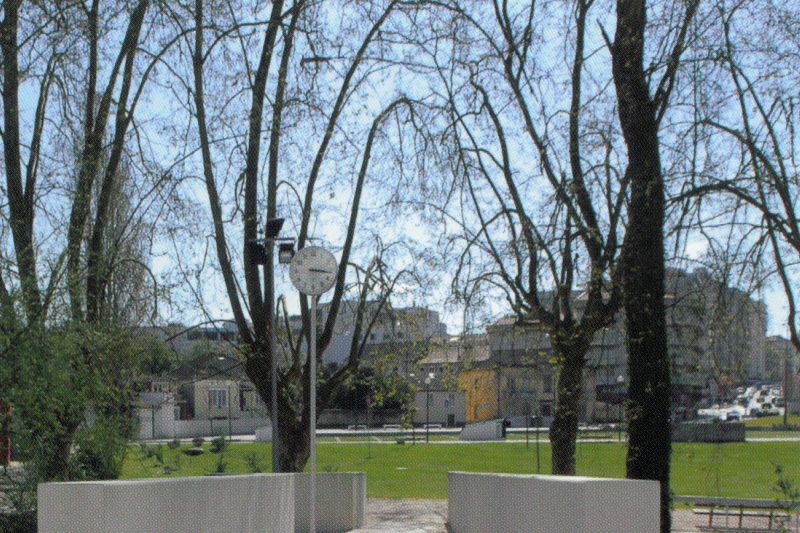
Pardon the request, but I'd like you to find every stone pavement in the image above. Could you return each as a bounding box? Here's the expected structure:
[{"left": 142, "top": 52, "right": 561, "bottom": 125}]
[
  {"left": 353, "top": 499, "right": 798, "bottom": 532},
  {"left": 352, "top": 499, "right": 448, "bottom": 533}
]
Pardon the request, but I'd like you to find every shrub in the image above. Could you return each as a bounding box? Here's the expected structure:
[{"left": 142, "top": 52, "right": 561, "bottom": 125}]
[
  {"left": 191, "top": 437, "right": 204, "bottom": 448},
  {"left": 245, "top": 451, "right": 263, "bottom": 473},
  {"left": 214, "top": 452, "right": 227, "bottom": 474},
  {"left": 210, "top": 435, "right": 227, "bottom": 453},
  {"left": 167, "top": 439, "right": 181, "bottom": 450},
  {"left": 0, "top": 511, "right": 36, "bottom": 533}
]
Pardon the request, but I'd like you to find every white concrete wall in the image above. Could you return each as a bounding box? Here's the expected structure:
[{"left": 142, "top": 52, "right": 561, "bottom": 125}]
[
  {"left": 459, "top": 419, "right": 503, "bottom": 440},
  {"left": 414, "top": 391, "right": 467, "bottom": 426},
  {"left": 448, "top": 472, "right": 659, "bottom": 533},
  {"left": 134, "top": 411, "right": 271, "bottom": 440},
  {"left": 294, "top": 472, "right": 367, "bottom": 533},
  {"left": 38, "top": 474, "right": 295, "bottom": 533}
]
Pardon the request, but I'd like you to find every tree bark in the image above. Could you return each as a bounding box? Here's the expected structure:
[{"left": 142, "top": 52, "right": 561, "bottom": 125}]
[
  {"left": 549, "top": 338, "right": 589, "bottom": 475},
  {"left": 1, "top": 0, "right": 41, "bottom": 321},
  {"left": 612, "top": 1, "right": 672, "bottom": 531}
]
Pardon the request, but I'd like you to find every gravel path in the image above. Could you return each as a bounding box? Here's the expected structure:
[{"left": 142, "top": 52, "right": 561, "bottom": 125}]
[{"left": 354, "top": 499, "right": 798, "bottom": 532}]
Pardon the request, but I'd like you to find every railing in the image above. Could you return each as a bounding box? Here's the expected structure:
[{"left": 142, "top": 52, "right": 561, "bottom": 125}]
[{"left": 674, "top": 495, "right": 797, "bottom": 531}]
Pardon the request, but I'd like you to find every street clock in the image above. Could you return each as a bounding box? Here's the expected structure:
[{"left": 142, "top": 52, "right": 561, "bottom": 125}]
[{"left": 289, "top": 246, "right": 337, "bottom": 296}]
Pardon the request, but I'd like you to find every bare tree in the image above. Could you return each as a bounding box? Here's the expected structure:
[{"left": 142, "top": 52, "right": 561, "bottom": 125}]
[
  {"left": 416, "top": 0, "right": 628, "bottom": 475},
  {"left": 676, "top": 1, "right": 800, "bottom": 355},
  {"left": 611, "top": 0, "right": 698, "bottom": 531},
  {"left": 186, "top": 0, "right": 427, "bottom": 471}
]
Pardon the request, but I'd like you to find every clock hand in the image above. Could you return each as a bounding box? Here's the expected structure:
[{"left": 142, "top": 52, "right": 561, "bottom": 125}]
[{"left": 309, "top": 268, "right": 333, "bottom": 274}]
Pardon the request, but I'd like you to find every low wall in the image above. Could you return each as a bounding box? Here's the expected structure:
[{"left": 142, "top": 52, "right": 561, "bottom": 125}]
[
  {"left": 294, "top": 472, "right": 367, "bottom": 533},
  {"left": 448, "top": 472, "right": 659, "bottom": 533},
  {"left": 135, "top": 412, "right": 272, "bottom": 440},
  {"left": 459, "top": 419, "right": 503, "bottom": 441},
  {"left": 673, "top": 421, "right": 745, "bottom": 442},
  {"left": 38, "top": 474, "right": 295, "bottom": 533}
]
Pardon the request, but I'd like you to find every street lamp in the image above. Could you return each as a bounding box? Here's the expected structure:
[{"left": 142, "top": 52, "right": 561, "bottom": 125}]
[
  {"left": 617, "top": 375, "right": 625, "bottom": 442},
  {"left": 247, "top": 217, "right": 295, "bottom": 474},
  {"left": 409, "top": 373, "right": 416, "bottom": 444},
  {"left": 425, "top": 372, "right": 434, "bottom": 443}
]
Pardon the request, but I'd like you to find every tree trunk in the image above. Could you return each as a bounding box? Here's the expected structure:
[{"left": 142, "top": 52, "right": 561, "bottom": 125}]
[
  {"left": 0, "top": 402, "right": 10, "bottom": 466},
  {"left": 612, "top": 2, "right": 672, "bottom": 531},
  {"left": 550, "top": 339, "right": 588, "bottom": 475},
  {"left": 277, "top": 414, "right": 309, "bottom": 473}
]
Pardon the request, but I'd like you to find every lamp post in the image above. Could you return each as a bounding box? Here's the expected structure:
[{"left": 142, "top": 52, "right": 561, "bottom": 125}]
[
  {"left": 617, "top": 375, "right": 625, "bottom": 442},
  {"left": 247, "top": 217, "right": 295, "bottom": 473},
  {"left": 425, "top": 372, "right": 434, "bottom": 443},
  {"left": 408, "top": 372, "right": 416, "bottom": 444},
  {"left": 535, "top": 414, "right": 541, "bottom": 473}
]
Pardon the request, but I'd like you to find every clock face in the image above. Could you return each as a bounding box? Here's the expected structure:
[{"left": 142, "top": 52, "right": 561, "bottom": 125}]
[{"left": 289, "top": 246, "right": 338, "bottom": 296}]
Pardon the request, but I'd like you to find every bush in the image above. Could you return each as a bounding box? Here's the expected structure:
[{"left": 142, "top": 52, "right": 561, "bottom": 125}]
[
  {"left": 191, "top": 437, "right": 205, "bottom": 448},
  {"left": 0, "top": 511, "right": 36, "bottom": 533},
  {"left": 245, "top": 451, "right": 263, "bottom": 473},
  {"left": 167, "top": 439, "right": 181, "bottom": 450},
  {"left": 210, "top": 435, "right": 227, "bottom": 453},
  {"left": 140, "top": 444, "right": 164, "bottom": 464},
  {"left": 214, "top": 452, "right": 227, "bottom": 474},
  {"left": 72, "top": 417, "right": 132, "bottom": 480}
]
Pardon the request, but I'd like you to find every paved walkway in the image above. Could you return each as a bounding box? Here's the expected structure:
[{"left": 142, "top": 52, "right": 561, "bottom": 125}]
[{"left": 354, "top": 499, "right": 797, "bottom": 532}]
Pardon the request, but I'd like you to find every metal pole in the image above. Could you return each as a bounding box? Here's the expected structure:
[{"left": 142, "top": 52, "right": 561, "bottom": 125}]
[
  {"left": 618, "top": 402, "right": 622, "bottom": 442},
  {"left": 426, "top": 381, "right": 430, "bottom": 443},
  {"left": 784, "top": 352, "right": 789, "bottom": 427},
  {"left": 367, "top": 398, "right": 372, "bottom": 460},
  {"left": 270, "top": 245, "right": 280, "bottom": 473},
  {"left": 310, "top": 296, "right": 318, "bottom": 533},
  {"left": 228, "top": 384, "right": 232, "bottom": 441},
  {"left": 535, "top": 415, "right": 540, "bottom": 473},
  {"left": 525, "top": 405, "right": 529, "bottom": 450}
]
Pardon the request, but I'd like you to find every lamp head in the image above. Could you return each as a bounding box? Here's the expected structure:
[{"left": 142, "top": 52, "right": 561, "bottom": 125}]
[
  {"left": 278, "top": 242, "right": 295, "bottom": 264},
  {"left": 247, "top": 240, "right": 268, "bottom": 265},
  {"left": 265, "top": 217, "right": 285, "bottom": 239}
]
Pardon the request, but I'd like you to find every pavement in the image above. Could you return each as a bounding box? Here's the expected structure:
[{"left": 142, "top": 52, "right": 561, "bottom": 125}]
[{"left": 356, "top": 499, "right": 797, "bottom": 532}]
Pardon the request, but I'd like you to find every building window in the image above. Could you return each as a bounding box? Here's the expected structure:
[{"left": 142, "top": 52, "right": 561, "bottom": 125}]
[
  {"left": 208, "top": 388, "right": 227, "bottom": 410},
  {"left": 240, "top": 389, "right": 248, "bottom": 411}
]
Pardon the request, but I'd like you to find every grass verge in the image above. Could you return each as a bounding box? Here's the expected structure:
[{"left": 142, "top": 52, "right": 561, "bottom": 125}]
[{"left": 121, "top": 440, "right": 800, "bottom": 500}]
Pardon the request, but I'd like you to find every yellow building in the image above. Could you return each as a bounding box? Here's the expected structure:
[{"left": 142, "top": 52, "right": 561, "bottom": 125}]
[{"left": 459, "top": 368, "right": 498, "bottom": 423}]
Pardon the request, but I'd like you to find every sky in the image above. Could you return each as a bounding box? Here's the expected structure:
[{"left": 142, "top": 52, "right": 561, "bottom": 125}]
[{"left": 4, "top": 0, "right": 797, "bottom": 342}]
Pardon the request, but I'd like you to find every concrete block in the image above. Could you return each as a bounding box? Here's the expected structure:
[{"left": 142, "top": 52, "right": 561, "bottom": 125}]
[
  {"left": 38, "top": 474, "right": 295, "bottom": 533},
  {"left": 255, "top": 425, "right": 273, "bottom": 442},
  {"left": 294, "top": 472, "right": 367, "bottom": 533},
  {"left": 459, "top": 419, "right": 503, "bottom": 441},
  {"left": 673, "top": 421, "right": 745, "bottom": 442},
  {"left": 448, "top": 472, "right": 659, "bottom": 533}
]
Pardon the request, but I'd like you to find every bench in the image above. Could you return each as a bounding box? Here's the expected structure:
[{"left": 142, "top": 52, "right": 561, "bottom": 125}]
[{"left": 674, "top": 496, "right": 794, "bottom": 531}]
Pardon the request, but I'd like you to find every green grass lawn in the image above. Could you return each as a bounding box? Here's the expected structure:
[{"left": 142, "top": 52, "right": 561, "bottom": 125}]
[
  {"left": 745, "top": 415, "right": 800, "bottom": 428},
  {"left": 122, "top": 440, "right": 800, "bottom": 500}
]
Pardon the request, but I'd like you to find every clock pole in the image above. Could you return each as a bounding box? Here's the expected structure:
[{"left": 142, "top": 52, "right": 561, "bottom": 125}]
[
  {"left": 310, "top": 293, "right": 318, "bottom": 533},
  {"left": 288, "top": 245, "right": 337, "bottom": 533}
]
